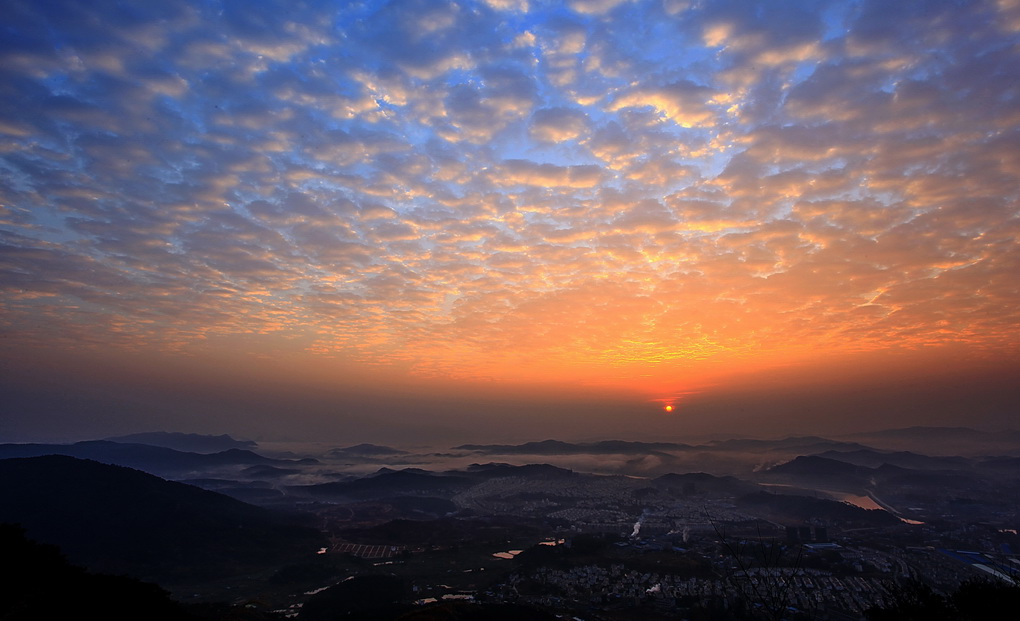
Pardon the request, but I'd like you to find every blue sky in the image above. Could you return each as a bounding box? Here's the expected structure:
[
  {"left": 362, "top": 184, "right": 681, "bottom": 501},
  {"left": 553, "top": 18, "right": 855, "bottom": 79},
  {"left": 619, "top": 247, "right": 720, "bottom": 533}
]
[{"left": 2, "top": 0, "right": 1019, "bottom": 442}]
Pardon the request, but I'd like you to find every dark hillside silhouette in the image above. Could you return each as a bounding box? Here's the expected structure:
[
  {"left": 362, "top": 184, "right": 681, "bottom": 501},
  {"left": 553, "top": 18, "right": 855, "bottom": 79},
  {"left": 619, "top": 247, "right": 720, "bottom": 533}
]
[
  {"left": 0, "top": 524, "right": 194, "bottom": 621},
  {"left": 0, "top": 455, "right": 323, "bottom": 584}
]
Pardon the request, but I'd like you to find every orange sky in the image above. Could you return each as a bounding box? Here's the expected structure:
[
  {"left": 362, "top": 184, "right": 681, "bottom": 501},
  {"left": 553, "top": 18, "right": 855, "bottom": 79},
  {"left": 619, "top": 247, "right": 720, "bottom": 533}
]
[{"left": 1, "top": 0, "right": 1019, "bottom": 443}]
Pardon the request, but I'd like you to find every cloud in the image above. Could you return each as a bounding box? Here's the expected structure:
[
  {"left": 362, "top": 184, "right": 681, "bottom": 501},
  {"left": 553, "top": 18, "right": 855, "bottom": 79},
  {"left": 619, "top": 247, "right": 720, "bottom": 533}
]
[
  {"left": 610, "top": 199, "right": 677, "bottom": 234},
  {"left": 569, "top": 0, "right": 631, "bottom": 15},
  {"left": 530, "top": 107, "right": 589, "bottom": 142},
  {"left": 489, "top": 159, "right": 606, "bottom": 188},
  {"left": 0, "top": 0, "right": 1018, "bottom": 435},
  {"left": 610, "top": 80, "right": 718, "bottom": 128}
]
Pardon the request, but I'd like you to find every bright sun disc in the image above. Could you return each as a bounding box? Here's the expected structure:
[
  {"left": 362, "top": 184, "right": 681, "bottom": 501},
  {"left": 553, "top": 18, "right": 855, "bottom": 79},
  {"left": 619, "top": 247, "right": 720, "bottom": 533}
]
[{"left": 664, "top": 405, "right": 673, "bottom": 412}]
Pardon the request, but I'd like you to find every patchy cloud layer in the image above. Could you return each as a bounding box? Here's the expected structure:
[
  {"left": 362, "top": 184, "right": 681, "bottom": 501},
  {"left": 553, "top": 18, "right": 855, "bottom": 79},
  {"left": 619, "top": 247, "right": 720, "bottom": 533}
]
[{"left": 1, "top": 0, "right": 1019, "bottom": 411}]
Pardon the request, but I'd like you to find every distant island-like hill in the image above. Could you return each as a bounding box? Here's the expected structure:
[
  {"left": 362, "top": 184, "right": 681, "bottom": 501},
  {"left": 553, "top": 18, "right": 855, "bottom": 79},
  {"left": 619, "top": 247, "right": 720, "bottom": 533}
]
[{"left": 103, "top": 431, "right": 257, "bottom": 453}]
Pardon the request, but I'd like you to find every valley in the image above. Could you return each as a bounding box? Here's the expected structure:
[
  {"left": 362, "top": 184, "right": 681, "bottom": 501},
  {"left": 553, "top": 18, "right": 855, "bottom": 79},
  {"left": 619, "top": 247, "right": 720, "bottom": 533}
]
[{"left": 2, "top": 428, "right": 1018, "bottom": 619}]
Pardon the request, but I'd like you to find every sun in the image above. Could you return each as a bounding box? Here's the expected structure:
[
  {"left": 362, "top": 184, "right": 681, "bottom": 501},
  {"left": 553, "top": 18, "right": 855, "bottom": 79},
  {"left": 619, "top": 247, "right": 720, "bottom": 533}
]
[{"left": 663, "top": 405, "right": 674, "bottom": 413}]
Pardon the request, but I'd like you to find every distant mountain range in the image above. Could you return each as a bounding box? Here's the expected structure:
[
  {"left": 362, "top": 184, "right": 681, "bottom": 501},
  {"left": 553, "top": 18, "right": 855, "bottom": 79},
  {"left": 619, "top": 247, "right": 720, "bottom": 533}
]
[
  {"left": 844, "top": 426, "right": 996, "bottom": 441},
  {"left": 813, "top": 448, "right": 972, "bottom": 470},
  {"left": 102, "top": 430, "right": 259, "bottom": 450},
  {"left": 461, "top": 462, "right": 578, "bottom": 479},
  {"left": 103, "top": 431, "right": 257, "bottom": 453},
  {"left": 0, "top": 439, "right": 315, "bottom": 478},
  {"left": 455, "top": 439, "right": 691, "bottom": 455},
  {"left": 762, "top": 453, "right": 1015, "bottom": 506},
  {"left": 702, "top": 436, "right": 871, "bottom": 454},
  {"left": 455, "top": 436, "right": 874, "bottom": 456},
  {"left": 6, "top": 426, "right": 1017, "bottom": 533},
  {"left": 295, "top": 468, "right": 475, "bottom": 500},
  {"left": 452, "top": 429, "right": 1020, "bottom": 475},
  {"left": 292, "top": 462, "right": 578, "bottom": 500},
  {"left": 837, "top": 426, "right": 1020, "bottom": 455}
]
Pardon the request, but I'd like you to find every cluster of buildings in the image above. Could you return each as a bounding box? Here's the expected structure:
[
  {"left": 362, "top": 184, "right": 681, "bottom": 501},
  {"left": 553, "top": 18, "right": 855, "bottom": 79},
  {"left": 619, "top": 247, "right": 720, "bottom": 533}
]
[{"left": 496, "top": 561, "right": 898, "bottom": 617}]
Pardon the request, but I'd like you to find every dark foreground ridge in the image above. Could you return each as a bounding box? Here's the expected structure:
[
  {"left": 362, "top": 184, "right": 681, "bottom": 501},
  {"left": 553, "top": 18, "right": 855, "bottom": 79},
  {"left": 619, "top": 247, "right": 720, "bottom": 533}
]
[
  {"left": 0, "top": 523, "right": 193, "bottom": 621},
  {"left": 0, "top": 455, "right": 323, "bottom": 585}
]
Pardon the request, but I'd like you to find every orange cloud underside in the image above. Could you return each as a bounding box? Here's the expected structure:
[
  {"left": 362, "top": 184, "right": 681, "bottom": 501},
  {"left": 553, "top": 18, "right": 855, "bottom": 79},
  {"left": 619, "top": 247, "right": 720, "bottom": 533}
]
[{"left": 2, "top": 0, "right": 1019, "bottom": 431}]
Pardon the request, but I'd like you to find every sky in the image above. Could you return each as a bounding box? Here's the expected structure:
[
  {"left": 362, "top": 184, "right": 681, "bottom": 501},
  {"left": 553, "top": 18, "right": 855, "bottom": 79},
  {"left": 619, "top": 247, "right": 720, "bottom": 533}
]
[{"left": 2, "top": 0, "right": 1019, "bottom": 444}]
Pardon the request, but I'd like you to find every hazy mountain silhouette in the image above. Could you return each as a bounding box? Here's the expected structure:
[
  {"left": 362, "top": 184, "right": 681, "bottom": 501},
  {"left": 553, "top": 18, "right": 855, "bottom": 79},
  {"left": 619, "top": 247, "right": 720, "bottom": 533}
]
[
  {"left": 976, "top": 456, "right": 1020, "bottom": 474},
  {"left": 104, "top": 431, "right": 257, "bottom": 453},
  {"left": 814, "top": 449, "right": 972, "bottom": 470},
  {"left": 456, "top": 436, "right": 873, "bottom": 457},
  {"left": 295, "top": 468, "right": 474, "bottom": 500},
  {"left": 703, "top": 436, "right": 869, "bottom": 453},
  {"left": 653, "top": 472, "right": 761, "bottom": 496},
  {"left": 330, "top": 443, "right": 408, "bottom": 456},
  {"left": 454, "top": 439, "right": 692, "bottom": 455},
  {"left": 840, "top": 426, "right": 1020, "bottom": 455},
  {"left": 769, "top": 455, "right": 873, "bottom": 479},
  {"left": 848, "top": 426, "right": 989, "bottom": 441},
  {"left": 241, "top": 464, "right": 303, "bottom": 478},
  {"left": 459, "top": 462, "right": 578, "bottom": 479},
  {"left": 0, "top": 440, "right": 314, "bottom": 478}
]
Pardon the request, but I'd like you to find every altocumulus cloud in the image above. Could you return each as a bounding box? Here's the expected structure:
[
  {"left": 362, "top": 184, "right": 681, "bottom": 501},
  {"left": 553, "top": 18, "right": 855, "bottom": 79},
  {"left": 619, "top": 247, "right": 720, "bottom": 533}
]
[{"left": 1, "top": 0, "right": 1019, "bottom": 394}]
